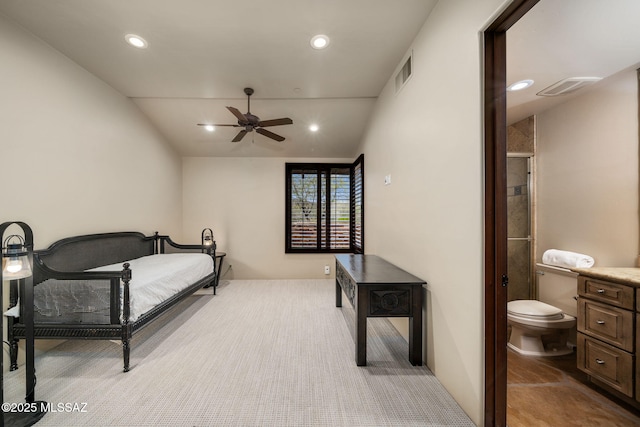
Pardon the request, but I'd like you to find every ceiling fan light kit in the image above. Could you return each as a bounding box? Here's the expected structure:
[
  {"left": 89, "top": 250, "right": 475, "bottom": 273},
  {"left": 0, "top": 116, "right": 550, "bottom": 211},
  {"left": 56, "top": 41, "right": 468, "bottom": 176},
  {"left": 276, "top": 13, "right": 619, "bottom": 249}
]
[{"left": 198, "top": 87, "right": 293, "bottom": 142}]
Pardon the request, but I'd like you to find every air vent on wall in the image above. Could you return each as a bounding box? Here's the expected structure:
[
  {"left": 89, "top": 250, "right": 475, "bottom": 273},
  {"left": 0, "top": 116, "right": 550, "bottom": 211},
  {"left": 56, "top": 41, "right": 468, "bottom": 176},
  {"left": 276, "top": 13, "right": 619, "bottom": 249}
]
[
  {"left": 536, "top": 77, "right": 602, "bottom": 97},
  {"left": 395, "top": 51, "right": 413, "bottom": 93}
]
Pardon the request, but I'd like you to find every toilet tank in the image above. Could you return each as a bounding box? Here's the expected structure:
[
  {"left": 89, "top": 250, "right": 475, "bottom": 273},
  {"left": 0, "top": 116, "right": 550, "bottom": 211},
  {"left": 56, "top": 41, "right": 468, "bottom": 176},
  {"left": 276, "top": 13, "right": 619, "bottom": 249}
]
[{"left": 535, "top": 263, "right": 578, "bottom": 317}]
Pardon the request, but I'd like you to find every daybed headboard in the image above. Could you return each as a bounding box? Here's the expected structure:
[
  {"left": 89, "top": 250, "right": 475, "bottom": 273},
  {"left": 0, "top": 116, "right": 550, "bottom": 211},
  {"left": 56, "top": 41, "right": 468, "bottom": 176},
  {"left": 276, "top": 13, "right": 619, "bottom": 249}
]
[{"left": 34, "top": 232, "right": 155, "bottom": 274}]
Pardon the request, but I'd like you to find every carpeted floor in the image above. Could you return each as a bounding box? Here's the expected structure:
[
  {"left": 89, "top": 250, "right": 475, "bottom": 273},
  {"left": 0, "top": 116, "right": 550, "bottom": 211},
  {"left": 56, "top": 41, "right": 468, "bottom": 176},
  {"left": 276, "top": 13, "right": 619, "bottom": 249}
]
[{"left": 4, "top": 279, "right": 473, "bottom": 426}]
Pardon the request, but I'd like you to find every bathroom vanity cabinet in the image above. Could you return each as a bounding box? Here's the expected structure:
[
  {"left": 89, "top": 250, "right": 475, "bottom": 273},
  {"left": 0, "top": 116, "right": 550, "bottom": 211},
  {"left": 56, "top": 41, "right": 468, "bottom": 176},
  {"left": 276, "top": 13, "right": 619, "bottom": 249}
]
[{"left": 573, "top": 267, "right": 640, "bottom": 408}]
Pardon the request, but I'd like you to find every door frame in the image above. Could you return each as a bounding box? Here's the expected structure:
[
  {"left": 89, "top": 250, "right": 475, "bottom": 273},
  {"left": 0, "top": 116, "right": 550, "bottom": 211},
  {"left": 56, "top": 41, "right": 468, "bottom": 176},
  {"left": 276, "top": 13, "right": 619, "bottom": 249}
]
[{"left": 483, "top": 1, "right": 540, "bottom": 426}]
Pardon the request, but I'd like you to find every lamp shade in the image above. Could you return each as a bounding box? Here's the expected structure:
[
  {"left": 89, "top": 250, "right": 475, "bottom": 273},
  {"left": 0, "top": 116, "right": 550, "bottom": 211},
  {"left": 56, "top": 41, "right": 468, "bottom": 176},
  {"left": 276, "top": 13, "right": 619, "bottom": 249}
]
[
  {"left": 2, "top": 236, "right": 33, "bottom": 279},
  {"left": 202, "top": 228, "right": 214, "bottom": 246}
]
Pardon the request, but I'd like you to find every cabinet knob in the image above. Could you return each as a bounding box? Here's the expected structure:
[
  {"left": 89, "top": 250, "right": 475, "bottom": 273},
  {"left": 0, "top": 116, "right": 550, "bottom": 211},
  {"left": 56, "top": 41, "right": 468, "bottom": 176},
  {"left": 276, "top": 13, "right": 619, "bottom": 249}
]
[
  {"left": 597, "top": 289, "right": 605, "bottom": 294},
  {"left": 595, "top": 358, "right": 605, "bottom": 365},
  {"left": 596, "top": 320, "right": 605, "bottom": 325}
]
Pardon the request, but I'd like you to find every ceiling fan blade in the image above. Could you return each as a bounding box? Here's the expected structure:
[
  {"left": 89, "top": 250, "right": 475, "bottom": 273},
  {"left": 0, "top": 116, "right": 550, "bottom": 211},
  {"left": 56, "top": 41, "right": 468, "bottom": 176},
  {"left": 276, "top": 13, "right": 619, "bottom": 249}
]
[
  {"left": 227, "top": 106, "right": 248, "bottom": 123},
  {"left": 197, "top": 123, "right": 240, "bottom": 127},
  {"left": 258, "top": 118, "right": 293, "bottom": 127},
  {"left": 256, "top": 127, "right": 285, "bottom": 142},
  {"left": 232, "top": 130, "right": 248, "bottom": 142}
]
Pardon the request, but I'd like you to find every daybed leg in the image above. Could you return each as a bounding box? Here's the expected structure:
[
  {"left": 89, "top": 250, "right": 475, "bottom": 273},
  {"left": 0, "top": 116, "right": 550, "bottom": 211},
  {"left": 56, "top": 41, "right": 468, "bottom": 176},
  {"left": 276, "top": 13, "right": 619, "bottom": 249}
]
[
  {"left": 122, "top": 335, "right": 131, "bottom": 373},
  {"left": 10, "top": 338, "right": 19, "bottom": 371},
  {"left": 121, "top": 262, "right": 132, "bottom": 372}
]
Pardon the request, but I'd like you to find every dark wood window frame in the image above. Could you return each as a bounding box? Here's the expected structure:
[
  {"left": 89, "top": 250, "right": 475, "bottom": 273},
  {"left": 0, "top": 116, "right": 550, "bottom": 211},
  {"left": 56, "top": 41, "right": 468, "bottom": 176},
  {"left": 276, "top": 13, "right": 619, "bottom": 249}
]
[{"left": 285, "top": 154, "right": 364, "bottom": 254}]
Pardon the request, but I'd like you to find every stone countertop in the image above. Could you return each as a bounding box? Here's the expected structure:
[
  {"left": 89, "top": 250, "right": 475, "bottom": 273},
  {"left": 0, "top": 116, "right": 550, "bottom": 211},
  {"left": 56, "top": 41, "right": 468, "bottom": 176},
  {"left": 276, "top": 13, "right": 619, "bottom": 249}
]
[{"left": 571, "top": 267, "right": 640, "bottom": 287}]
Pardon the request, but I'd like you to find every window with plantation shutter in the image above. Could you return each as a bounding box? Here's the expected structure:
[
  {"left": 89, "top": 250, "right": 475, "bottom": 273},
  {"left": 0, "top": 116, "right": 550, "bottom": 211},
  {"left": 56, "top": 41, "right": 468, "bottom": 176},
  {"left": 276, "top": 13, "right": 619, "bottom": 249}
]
[
  {"left": 351, "top": 154, "right": 364, "bottom": 253},
  {"left": 285, "top": 155, "right": 364, "bottom": 253}
]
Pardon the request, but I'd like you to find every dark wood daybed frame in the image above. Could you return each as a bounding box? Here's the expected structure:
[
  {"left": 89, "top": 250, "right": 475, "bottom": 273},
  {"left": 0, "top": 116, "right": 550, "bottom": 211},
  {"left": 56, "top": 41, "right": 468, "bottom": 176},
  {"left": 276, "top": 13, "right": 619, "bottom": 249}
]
[{"left": 7, "top": 231, "right": 216, "bottom": 372}]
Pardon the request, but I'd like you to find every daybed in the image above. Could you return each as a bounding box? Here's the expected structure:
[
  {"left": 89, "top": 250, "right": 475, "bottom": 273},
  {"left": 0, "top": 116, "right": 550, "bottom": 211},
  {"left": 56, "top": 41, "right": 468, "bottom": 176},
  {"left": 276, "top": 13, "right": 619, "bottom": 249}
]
[{"left": 6, "top": 231, "right": 216, "bottom": 372}]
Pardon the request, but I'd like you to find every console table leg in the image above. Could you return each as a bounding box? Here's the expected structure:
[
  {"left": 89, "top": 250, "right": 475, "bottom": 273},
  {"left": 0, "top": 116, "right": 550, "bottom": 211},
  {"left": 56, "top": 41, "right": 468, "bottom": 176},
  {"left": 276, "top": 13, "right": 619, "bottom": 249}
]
[
  {"left": 355, "top": 286, "right": 368, "bottom": 366},
  {"left": 408, "top": 285, "right": 423, "bottom": 366}
]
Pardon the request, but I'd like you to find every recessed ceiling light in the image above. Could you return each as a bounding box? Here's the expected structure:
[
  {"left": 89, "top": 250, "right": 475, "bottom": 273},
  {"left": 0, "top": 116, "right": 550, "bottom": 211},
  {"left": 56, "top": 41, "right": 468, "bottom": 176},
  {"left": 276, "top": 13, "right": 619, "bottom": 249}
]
[
  {"left": 125, "top": 34, "right": 148, "bottom": 49},
  {"left": 310, "top": 35, "right": 330, "bottom": 50},
  {"left": 309, "top": 124, "right": 319, "bottom": 132},
  {"left": 204, "top": 125, "right": 215, "bottom": 132},
  {"left": 507, "top": 79, "right": 534, "bottom": 91}
]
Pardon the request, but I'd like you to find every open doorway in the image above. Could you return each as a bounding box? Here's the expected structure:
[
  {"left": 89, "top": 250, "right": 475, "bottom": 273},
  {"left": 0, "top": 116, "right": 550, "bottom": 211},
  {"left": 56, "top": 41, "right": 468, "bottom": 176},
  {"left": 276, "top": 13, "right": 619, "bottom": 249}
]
[
  {"left": 483, "top": 2, "right": 540, "bottom": 425},
  {"left": 485, "top": 1, "right": 640, "bottom": 425}
]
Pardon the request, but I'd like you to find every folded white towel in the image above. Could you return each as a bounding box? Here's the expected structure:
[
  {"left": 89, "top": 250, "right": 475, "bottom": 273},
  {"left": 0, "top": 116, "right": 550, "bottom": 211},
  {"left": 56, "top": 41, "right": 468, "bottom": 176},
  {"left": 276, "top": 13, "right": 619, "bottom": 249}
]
[
  {"left": 3, "top": 304, "right": 19, "bottom": 318},
  {"left": 542, "top": 249, "right": 594, "bottom": 269}
]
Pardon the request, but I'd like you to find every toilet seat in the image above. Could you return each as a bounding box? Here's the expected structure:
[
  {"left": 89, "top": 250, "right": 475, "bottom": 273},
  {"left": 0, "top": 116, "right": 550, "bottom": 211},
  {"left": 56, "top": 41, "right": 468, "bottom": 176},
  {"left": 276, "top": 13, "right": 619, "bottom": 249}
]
[
  {"left": 507, "top": 299, "right": 575, "bottom": 329},
  {"left": 507, "top": 300, "right": 564, "bottom": 321}
]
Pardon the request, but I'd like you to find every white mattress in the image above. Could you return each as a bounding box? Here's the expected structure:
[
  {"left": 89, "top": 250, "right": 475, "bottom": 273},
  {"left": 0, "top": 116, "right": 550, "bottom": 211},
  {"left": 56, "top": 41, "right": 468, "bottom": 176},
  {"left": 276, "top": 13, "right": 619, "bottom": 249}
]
[{"left": 90, "top": 253, "right": 213, "bottom": 321}]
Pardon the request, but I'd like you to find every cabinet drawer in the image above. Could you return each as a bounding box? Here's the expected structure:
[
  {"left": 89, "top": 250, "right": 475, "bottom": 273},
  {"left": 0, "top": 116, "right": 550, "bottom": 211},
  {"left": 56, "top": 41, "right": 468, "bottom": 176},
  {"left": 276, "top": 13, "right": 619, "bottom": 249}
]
[
  {"left": 577, "top": 333, "right": 633, "bottom": 397},
  {"left": 577, "top": 298, "right": 634, "bottom": 352},
  {"left": 578, "top": 276, "right": 634, "bottom": 309},
  {"left": 637, "top": 316, "right": 640, "bottom": 404}
]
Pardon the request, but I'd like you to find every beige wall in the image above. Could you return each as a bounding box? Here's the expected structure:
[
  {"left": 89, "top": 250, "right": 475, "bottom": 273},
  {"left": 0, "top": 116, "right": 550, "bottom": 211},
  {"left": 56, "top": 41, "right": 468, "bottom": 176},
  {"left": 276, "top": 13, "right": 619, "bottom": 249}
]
[
  {"left": 183, "top": 1, "right": 512, "bottom": 423},
  {"left": 1, "top": 14, "right": 183, "bottom": 367},
  {"left": 536, "top": 66, "right": 639, "bottom": 267},
  {"left": 0, "top": 15, "right": 183, "bottom": 246},
  {"left": 182, "top": 156, "right": 353, "bottom": 280},
  {"left": 2, "top": 0, "right": 519, "bottom": 423},
  {"left": 353, "top": 0, "right": 507, "bottom": 423}
]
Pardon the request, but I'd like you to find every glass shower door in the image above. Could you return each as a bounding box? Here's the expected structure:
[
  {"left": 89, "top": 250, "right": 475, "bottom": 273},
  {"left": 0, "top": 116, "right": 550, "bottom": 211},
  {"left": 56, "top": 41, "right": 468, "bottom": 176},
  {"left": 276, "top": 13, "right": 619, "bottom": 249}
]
[{"left": 507, "top": 156, "right": 533, "bottom": 301}]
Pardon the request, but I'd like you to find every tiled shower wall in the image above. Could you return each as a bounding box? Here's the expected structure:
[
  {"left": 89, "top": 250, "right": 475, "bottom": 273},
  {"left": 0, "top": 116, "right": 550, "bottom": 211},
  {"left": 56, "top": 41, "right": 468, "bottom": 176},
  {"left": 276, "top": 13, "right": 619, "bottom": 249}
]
[{"left": 507, "top": 116, "right": 535, "bottom": 301}]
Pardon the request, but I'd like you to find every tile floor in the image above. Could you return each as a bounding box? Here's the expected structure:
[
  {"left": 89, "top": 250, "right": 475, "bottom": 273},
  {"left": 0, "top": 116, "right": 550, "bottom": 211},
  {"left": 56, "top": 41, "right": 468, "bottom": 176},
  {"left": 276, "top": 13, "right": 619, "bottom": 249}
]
[{"left": 507, "top": 348, "right": 640, "bottom": 426}]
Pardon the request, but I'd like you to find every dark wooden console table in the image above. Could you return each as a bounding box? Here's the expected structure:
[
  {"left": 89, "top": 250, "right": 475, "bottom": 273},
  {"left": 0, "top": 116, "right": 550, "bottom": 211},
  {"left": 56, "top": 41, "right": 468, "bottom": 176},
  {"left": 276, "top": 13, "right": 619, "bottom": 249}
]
[{"left": 335, "top": 254, "right": 426, "bottom": 366}]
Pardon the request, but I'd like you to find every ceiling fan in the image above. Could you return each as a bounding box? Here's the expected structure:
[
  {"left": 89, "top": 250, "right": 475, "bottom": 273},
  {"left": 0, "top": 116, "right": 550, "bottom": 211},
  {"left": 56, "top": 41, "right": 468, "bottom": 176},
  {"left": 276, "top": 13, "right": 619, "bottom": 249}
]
[{"left": 198, "top": 87, "right": 293, "bottom": 142}]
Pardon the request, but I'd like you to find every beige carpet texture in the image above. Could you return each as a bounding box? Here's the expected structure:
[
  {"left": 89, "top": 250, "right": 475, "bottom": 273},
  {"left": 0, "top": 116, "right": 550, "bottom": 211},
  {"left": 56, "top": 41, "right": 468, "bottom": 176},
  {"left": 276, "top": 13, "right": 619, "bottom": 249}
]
[{"left": 4, "top": 279, "right": 473, "bottom": 426}]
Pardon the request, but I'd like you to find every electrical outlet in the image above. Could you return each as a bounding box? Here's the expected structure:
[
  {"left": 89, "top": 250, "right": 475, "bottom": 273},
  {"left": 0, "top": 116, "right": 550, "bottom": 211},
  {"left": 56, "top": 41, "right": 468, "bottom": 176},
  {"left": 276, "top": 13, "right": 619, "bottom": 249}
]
[{"left": 324, "top": 265, "right": 330, "bottom": 275}]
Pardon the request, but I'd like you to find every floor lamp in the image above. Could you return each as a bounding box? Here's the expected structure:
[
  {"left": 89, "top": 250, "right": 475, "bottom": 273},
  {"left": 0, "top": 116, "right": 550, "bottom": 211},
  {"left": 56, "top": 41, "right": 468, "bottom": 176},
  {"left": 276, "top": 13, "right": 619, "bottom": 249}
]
[{"left": 1, "top": 221, "right": 46, "bottom": 426}]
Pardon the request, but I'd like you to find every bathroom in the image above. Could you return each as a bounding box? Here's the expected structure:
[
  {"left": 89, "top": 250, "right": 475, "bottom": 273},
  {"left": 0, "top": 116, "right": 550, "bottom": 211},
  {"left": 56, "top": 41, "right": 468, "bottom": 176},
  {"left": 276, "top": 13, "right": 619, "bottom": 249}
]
[{"left": 505, "top": 65, "right": 639, "bottom": 424}]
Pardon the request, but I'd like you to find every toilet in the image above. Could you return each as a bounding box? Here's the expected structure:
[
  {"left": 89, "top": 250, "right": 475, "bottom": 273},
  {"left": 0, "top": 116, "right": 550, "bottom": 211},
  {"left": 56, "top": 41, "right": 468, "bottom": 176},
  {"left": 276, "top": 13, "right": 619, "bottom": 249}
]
[
  {"left": 507, "top": 300, "right": 576, "bottom": 356},
  {"left": 507, "top": 263, "right": 578, "bottom": 356}
]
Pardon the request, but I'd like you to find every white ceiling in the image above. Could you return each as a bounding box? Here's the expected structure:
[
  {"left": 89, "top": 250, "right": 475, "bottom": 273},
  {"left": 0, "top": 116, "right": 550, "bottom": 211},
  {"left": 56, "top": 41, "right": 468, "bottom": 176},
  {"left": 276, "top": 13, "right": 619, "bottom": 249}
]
[
  {"left": 507, "top": 0, "right": 640, "bottom": 124},
  {"left": 0, "top": 0, "right": 437, "bottom": 157},
  {"left": 2, "top": 0, "right": 639, "bottom": 156}
]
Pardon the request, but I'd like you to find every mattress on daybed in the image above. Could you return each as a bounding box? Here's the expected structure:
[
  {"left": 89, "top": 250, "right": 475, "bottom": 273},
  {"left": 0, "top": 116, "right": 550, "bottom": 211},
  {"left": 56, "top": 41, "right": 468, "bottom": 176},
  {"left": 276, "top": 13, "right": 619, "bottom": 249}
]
[{"left": 31, "top": 253, "right": 213, "bottom": 324}]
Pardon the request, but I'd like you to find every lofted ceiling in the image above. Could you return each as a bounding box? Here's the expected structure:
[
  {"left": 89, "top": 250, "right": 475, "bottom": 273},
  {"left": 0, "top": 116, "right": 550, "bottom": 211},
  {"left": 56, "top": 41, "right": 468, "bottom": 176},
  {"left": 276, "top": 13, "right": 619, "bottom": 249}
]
[
  {"left": 1, "top": 0, "right": 639, "bottom": 156},
  {"left": 0, "top": 0, "right": 438, "bottom": 158}
]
